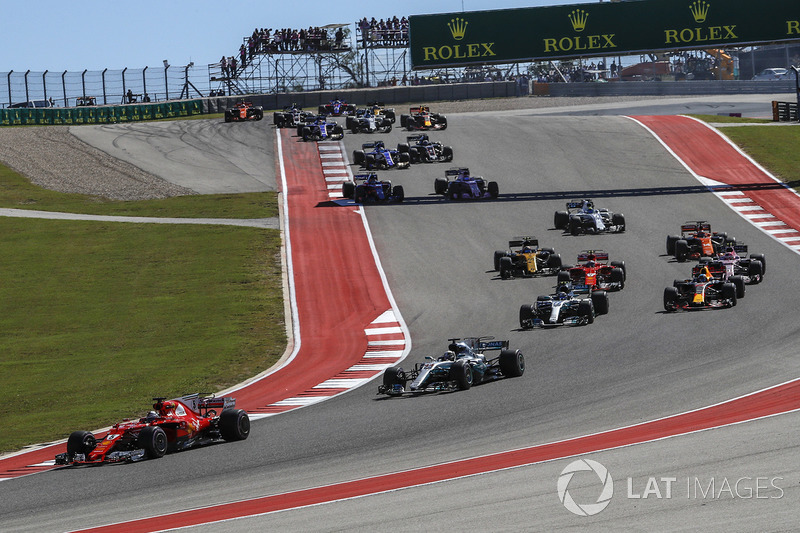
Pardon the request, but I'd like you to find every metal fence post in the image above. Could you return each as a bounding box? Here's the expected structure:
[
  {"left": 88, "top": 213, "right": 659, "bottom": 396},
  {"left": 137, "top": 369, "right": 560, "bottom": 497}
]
[
  {"left": 164, "top": 63, "right": 170, "bottom": 101},
  {"left": 6, "top": 70, "right": 11, "bottom": 107},
  {"left": 81, "top": 69, "right": 87, "bottom": 100},
  {"left": 102, "top": 68, "right": 107, "bottom": 105},
  {"left": 61, "top": 71, "right": 67, "bottom": 106},
  {"left": 42, "top": 70, "right": 48, "bottom": 105},
  {"left": 24, "top": 70, "right": 30, "bottom": 104},
  {"left": 142, "top": 66, "right": 148, "bottom": 101},
  {"left": 122, "top": 67, "right": 127, "bottom": 104}
]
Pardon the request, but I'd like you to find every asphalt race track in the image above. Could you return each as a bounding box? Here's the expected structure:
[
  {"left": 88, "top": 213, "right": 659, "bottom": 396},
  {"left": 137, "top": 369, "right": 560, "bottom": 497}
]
[{"left": 2, "top": 95, "right": 799, "bottom": 531}]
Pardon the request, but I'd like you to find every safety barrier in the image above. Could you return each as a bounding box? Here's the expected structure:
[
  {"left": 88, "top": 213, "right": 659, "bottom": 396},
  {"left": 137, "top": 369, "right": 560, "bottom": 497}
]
[
  {"left": 772, "top": 101, "right": 799, "bottom": 122},
  {"left": 0, "top": 100, "right": 204, "bottom": 126}
]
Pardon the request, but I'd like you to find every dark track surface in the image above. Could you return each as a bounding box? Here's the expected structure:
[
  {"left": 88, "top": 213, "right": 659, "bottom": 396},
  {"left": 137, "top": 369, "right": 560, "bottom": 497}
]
[{"left": 3, "top": 100, "right": 799, "bottom": 531}]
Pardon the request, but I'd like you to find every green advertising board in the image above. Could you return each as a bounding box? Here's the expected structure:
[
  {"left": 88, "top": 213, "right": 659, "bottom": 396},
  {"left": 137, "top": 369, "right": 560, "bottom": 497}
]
[
  {"left": 0, "top": 100, "right": 204, "bottom": 127},
  {"left": 409, "top": 0, "right": 800, "bottom": 69}
]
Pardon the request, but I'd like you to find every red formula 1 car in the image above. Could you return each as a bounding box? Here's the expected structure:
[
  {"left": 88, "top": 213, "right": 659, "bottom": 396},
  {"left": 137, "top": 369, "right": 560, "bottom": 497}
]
[
  {"left": 557, "top": 250, "right": 626, "bottom": 291},
  {"left": 400, "top": 105, "right": 448, "bottom": 130},
  {"left": 54, "top": 394, "right": 250, "bottom": 465},
  {"left": 224, "top": 101, "right": 264, "bottom": 122}
]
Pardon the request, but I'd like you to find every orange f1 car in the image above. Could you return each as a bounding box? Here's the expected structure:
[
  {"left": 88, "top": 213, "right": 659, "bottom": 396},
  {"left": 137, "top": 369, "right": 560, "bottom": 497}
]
[{"left": 224, "top": 101, "right": 264, "bottom": 122}]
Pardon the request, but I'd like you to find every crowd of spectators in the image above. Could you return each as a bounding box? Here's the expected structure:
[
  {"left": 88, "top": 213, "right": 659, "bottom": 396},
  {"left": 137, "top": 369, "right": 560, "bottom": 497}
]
[
  {"left": 356, "top": 16, "right": 409, "bottom": 47},
  {"left": 530, "top": 60, "right": 618, "bottom": 83},
  {"left": 218, "top": 26, "right": 349, "bottom": 78}
]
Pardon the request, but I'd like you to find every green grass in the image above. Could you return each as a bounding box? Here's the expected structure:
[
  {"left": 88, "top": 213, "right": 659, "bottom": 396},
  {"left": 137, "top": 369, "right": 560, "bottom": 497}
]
[
  {"left": 0, "top": 214, "right": 285, "bottom": 453},
  {"left": 0, "top": 163, "right": 278, "bottom": 219},
  {"left": 716, "top": 125, "right": 800, "bottom": 188},
  {"left": 687, "top": 114, "right": 772, "bottom": 124}
]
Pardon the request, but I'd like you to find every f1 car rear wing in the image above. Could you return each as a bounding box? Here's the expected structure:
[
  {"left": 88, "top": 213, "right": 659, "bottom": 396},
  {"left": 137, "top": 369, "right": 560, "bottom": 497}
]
[
  {"left": 352, "top": 173, "right": 379, "bottom": 182},
  {"left": 681, "top": 221, "right": 712, "bottom": 234},
  {"left": 406, "top": 133, "right": 430, "bottom": 143},
  {"left": 361, "top": 141, "right": 386, "bottom": 150},
  {"left": 449, "top": 336, "right": 509, "bottom": 351},
  {"left": 692, "top": 262, "right": 726, "bottom": 279},
  {"left": 577, "top": 250, "right": 609, "bottom": 262},
  {"left": 445, "top": 167, "right": 470, "bottom": 178},
  {"left": 410, "top": 105, "right": 431, "bottom": 114},
  {"left": 173, "top": 394, "right": 236, "bottom": 415},
  {"left": 509, "top": 236, "right": 539, "bottom": 248},
  {"left": 730, "top": 242, "right": 748, "bottom": 254}
]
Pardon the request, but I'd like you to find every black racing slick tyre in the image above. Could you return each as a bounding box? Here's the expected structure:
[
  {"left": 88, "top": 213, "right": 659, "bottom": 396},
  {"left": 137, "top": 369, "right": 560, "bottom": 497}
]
[
  {"left": 138, "top": 426, "right": 168, "bottom": 459},
  {"left": 750, "top": 254, "right": 766, "bottom": 275},
  {"left": 493, "top": 250, "right": 508, "bottom": 271},
  {"left": 577, "top": 300, "right": 594, "bottom": 324},
  {"left": 434, "top": 177, "right": 449, "bottom": 195},
  {"left": 353, "top": 150, "right": 365, "bottom": 165},
  {"left": 449, "top": 360, "right": 473, "bottom": 390},
  {"left": 610, "top": 260, "right": 626, "bottom": 280},
  {"left": 591, "top": 290, "right": 609, "bottom": 315},
  {"left": 666, "top": 235, "right": 680, "bottom": 256},
  {"left": 499, "top": 349, "right": 525, "bottom": 377},
  {"left": 220, "top": 409, "right": 251, "bottom": 441},
  {"left": 722, "top": 282, "right": 737, "bottom": 307},
  {"left": 442, "top": 146, "right": 454, "bottom": 161},
  {"left": 67, "top": 430, "right": 97, "bottom": 456},
  {"left": 612, "top": 212, "right": 625, "bottom": 231},
  {"left": 557, "top": 270, "right": 571, "bottom": 284},
  {"left": 487, "top": 181, "right": 499, "bottom": 198},
  {"left": 663, "top": 286, "right": 679, "bottom": 312},
  {"left": 731, "top": 275, "right": 746, "bottom": 299},
  {"left": 519, "top": 304, "right": 535, "bottom": 329},
  {"left": 554, "top": 211, "right": 569, "bottom": 230},
  {"left": 674, "top": 239, "right": 689, "bottom": 262},
  {"left": 499, "top": 257, "right": 514, "bottom": 279},
  {"left": 569, "top": 215, "right": 582, "bottom": 236},
  {"left": 383, "top": 366, "right": 406, "bottom": 389},
  {"left": 747, "top": 259, "right": 763, "bottom": 282},
  {"left": 392, "top": 185, "right": 404, "bottom": 202},
  {"left": 610, "top": 267, "right": 625, "bottom": 289},
  {"left": 342, "top": 181, "right": 355, "bottom": 199}
]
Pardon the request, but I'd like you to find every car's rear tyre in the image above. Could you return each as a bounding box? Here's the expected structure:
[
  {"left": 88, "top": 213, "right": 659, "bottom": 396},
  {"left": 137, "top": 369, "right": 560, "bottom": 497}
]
[
  {"left": 519, "top": 304, "right": 535, "bottom": 329},
  {"left": 450, "top": 360, "right": 473, "bottom": 390},
  {"left": 397, "top": 142, "right": 409, "bottom": 153},
  {"left": 443, "top": 146, "right": 454, "bottom": 161},
  {"left": 610, "top": 267, "right": 625, "bottom": 289},
  {"left": 392, "top": 185, "right": 404, "bottom": 202},
  {"left": 749, "top": 253, "right": 766, "bottom": 275},
  {"left": 548, "top": 253, "right": 562, "bottom": 269},
  {"left": 747, "top": 259, "right": 763, "bottom": 282},
  {"left": 591, "top": 290, "right": 609, "bottom": 315},
  {"left": 353, "top": 150, "right": 365, "bottom": 165},
  {"left": 364, "top": 154, "right": 376, "bottom": 170},
  {"left": 611, "top": 212, "right": 626, "bottom": 231},
  {"left": 557, "top": 270, "right": 571, "bottom": 284},
  {"left": 499, "top": 349, "right": 525, "bottom": 377},
  {"left": 610, "top": 260, "right": 626, "bottom": 280},
  {"left": 67, "top": 430, "right": 97, "bottom": 456},
  {"left": 487, "top": 181, "right": 499, "bottom": 198},
  {"left": 220, "top": 409, "right": 251, "bottom": 441},
  {"left": 342, "top": 181, "right": 356, "bottom": 199},
  {"left": 138, "top": 426, "right": 168, "bottom": 459}
]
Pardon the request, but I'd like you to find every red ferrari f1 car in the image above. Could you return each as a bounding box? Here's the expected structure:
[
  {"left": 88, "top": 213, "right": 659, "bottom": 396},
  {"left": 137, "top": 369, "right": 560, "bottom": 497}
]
[{"left": 54, "top": 394, "right": 250, "bottom": 465}]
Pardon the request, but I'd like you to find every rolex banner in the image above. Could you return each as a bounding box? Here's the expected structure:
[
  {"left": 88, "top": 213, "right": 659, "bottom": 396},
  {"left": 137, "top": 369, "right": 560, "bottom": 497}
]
[{"left": 409, "top": 0, "right": 800, "bottom": 69}]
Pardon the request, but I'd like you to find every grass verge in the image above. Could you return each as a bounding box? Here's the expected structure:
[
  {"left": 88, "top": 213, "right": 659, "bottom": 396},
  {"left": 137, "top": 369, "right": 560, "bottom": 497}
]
[{"left": 0, "top": 218, "right": 285, "bottom": 452}]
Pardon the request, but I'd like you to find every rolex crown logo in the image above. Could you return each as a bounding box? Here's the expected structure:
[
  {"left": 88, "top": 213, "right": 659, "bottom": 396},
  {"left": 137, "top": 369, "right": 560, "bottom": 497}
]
[
  {"left": 568, "top": 9, "right": 588, "bottom": 32},
  {"left": 448, "top": 17, "right": 468, "bottom": 41},
  {"left": 689, "top": 0, "right": 710, "bottom": 23}
]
